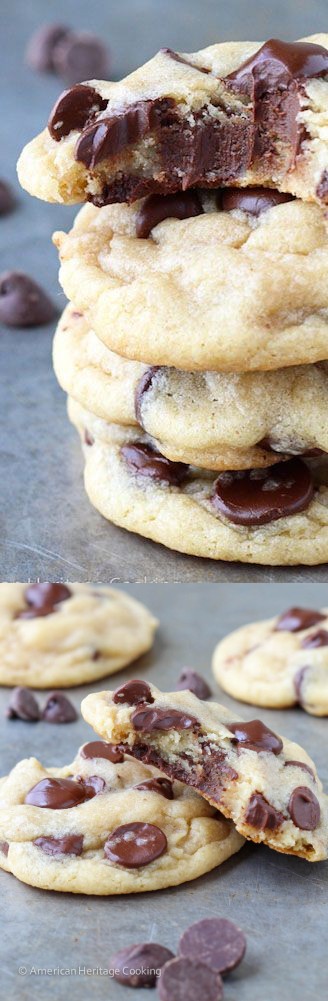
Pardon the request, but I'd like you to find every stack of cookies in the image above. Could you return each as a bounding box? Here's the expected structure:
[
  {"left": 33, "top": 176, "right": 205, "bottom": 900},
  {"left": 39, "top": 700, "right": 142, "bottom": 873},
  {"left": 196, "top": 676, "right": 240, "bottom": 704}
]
[{"left": 18, "top": 34, "right": 328, "bottom": 565}]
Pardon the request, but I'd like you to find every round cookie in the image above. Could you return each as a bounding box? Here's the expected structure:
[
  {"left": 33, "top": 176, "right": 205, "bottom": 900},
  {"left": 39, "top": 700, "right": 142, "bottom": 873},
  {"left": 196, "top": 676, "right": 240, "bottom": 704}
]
[
  {"left": 0, "top": 744, "right": 244, "bottom": 893},
  {"left": 68, "top": 404, "right": 328, "bottom": 566},
  {"left": 53, "top": 196, "right": 328, "bottom": 372},
  {"left": 82, "top": 681, "right": 328, "bottom": 862},
  {"left": 54, "top": 305, "right": 328, "bottom": 470},
  {"left": 212, "top": 605, "right": 328, "bottom": 715},
  {"left": 0, "top": 582, "right": 157, "bottom": 688}
]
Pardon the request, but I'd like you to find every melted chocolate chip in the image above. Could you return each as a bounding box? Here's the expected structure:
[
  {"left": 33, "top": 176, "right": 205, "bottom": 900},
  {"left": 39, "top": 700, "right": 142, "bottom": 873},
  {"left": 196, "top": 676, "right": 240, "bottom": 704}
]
[
  {"left": 221, "top": 186, "right": 294, "bottom": 215},
  {"left": 113, "top": 680, "right": 154, "bottom": 706},
  {"left": 42, "top": 691, "right": 77, "bottom": 724},
  {"left": 52, "top": 33, "right": 110, "bottom": 87},
  {"left": 284, "top": 760, "right": 316, "bottom": 780},
  {"left": 48, "top": 84, "right": 107, "bottom": 140},
  {"left": 288, "top": 786, "right": 320, "bottom": 830},
  {"left": 227, "top": 39, "right": 328, "bottom": 87},
  {"left": 131, "top": 706, "right": 201, "bottom": 732},
  {"left": 275, "top": 607, "right": 326, "bottom": 632},
  {"left": 6, "top": 687, "right": 40, "bottom": 722},
  {"left": 175, "top": 669, "right": 212, "bottom": 700},
  {"left": 228, "top": 719, "right": 283, "bottom": 754},
  {"left": 104, "top": 822, "right": 167, "bottom": 867},
  {"left": 77, "top": 774, "right": 106, "bottom": 796},
  {"left": 135, "top": 367, "right": 160, "bottom": 425},
  {"left": 158, "top": 957, "right": 223, "bottom": 1001},
  {"left": 81, "top": 740, "right": 124, "bottom": 763},
  {"left": 211, "top": 459, "right": 314, "bottom": 526},
  {"left": 301, "top": 628, "right": 328, "bottom": 648},
  {"left": 245, "top": 792, "right": 284, "bottom": 830},
  {"left": 0, "top": 179, "right": 16, "bottom": 216},
  {"left": 134, "top": 777, "right": 174, "bottom": 799},
  {"left": 17, "top": 582, "right": 71, "bottom": 620},
  {"left": 34, "top": 834, "right": 84, "bottom": 856},
  {"left": 120, "top": 442, "right": 189, "bottom": 486},
  {"left": 128, "top": 742, "right": 237, "bottom": 806},
  {"left": 25, "top": 777, "right": 95, "bottom": 809},
  {"left": 136, "top": 190, "right": 203, "bottom": 238},
  {"left": 0, "top": 272, "right": 57, "bottom": 328},
  {"left": 25, "top": 23, "right": 71, "bottom": 73},
  {"left": 110, "top": 943, "right": 175, "bottom": 987},
  {"left": 75, "top": 98, "right": 176, "bottom": 168},
  {"left": 178, "top": 917, "right": 246, "bottom": 976}
]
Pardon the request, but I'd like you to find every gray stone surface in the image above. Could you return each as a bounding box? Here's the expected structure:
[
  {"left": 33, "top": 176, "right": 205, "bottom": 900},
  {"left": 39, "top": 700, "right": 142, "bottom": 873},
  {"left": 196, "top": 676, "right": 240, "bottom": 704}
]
[
  {"left": 0, "top": 581, "right": 327, "bottom": 1000},
  {"left": 1, "top": 0, "right": 328, "bottom": 582}
]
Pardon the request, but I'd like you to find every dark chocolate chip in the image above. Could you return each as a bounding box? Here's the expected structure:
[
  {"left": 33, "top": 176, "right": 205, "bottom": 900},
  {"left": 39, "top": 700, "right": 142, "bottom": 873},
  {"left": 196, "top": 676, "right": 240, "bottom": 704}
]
[
  {"left": 220, "top": 186, "right": 294, "bottom": 215},
  {"left": 42, "top": 692, "right": 77, "bottom": 724},
  {"left": 228, "top": 719, "right": 283, "bottom": 754},
  {"left": 112, "top": 680, "right": 154, "bottom": 706},
  {"left": 288, "top": 786, "right": 320, "bottom": 830},
  {"left": 48, "top": 84, "right": 107, "bottom": 141},
  {"left": 301, "top": 628, "right": 328, "bottom": 648},
  {"left": 75, "top": 98, "right": 176, "bottom": 168},
  {"left": 284, "top": 760, "right": 316, "bottom": 780},
  {"left": 175, "top": 669, "right": 212, "bottom": 700},
  {"left": 158, "top": 957, "right": 223, "bottom": 1001},
  {"left": 104, "top": 822, "right": 167, "bottom": 867},
  {"left": 81, "top": 740, "right": 124, "bottom": 763},
  {"left": 77, "top": 774, "right": 106, "bottom": 796},
  {"left": 136, "top": 190, "right": 203, "bottom": 239},
  {"left": 134, "top": 367, "right": 160, "bottom": 424},
  {"left": 109, "top": 943, "right": 174, "bottom": 987},
  {"left": 0, "top": 179, "right": 16, "bottom": 216},
  {"left": 25, "top": 777, "right": 95, "bottom": 809},
  {"left": 316, "top": 170, "right": 328, "bottom": 202},
  {"left": 6, "top": 687, "right": 40, "bottom": 722},
  {"left": 53, "top": 32, "right": 110, "bottom": 86},
  {"left": 134, "top": 777, "right": 174, "bottom": 799},
  {"left": 0, "top": 841, "right": 9, "bottom": 856},
  {"left": 293, "top": 667, "right": 308, "bottom": 705},
  {"left": 33, "top": 834, "right": 84, "bottom": 856},
  {"left": 131, "top": 706, "right": 201, "bottom": 732},
  {"left": 120, "top": 442, "right": 189, "bottom": 486},
  {"left": 25, "top": 23, "right": 71, "bottom": 72},
  {"left": 0, "top": 272, "right": 57, "bottom": 328},
  {"left": 17, "top": 582, "right": 71, "bottom": 620},
  {"left": 211, "top": 459, "right": 314, "bottom": 526},
  {"left": 245, "top": 792, "right": 284, "bottom": 830},
  {"left": 275, "top": 607, "right": 326, "bottom": 632},
  {"left": 178, "top": 917, "right": 246, "bottom": 976},
  {"left": 227, "top": 38, "right": 328, "bottom": 87},
  {"left": 84, "top": 429, "right": 94, "bottom": 446}
]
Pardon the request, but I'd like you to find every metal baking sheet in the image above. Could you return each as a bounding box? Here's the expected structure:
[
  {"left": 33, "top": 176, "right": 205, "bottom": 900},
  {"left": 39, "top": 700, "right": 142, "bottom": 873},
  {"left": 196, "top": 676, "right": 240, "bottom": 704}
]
[
  {"left": 1, "top": 0, "right": 328, "bottom": 583},
  {"left": 1, "top": 581, "right": 327, "bottom": 1001}
]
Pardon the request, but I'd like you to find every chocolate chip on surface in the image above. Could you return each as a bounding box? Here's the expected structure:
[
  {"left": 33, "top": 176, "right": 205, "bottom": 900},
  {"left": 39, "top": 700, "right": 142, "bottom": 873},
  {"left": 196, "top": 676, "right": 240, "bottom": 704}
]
[
  {"left": 53, "top": 32, "right": 110, "bottom": 85},
  {"left": 301, "top": 628, "right": 328, "bottom": 648},
  {"left": 17, "top": 582, "right": 71, "bottom": 619},
  {"left": 134, "top": 778, "right": 174, "bottom": 799},
  {"left": 113, "top": 680, "right": 154, "bottom": 706},
  {"left": 245, "top": 792, "right": 284, "bottom": 830},
  {"left": 120, "top": 442, "right": 189, "bottom": 486},
  {"left": 136, "top": 190, "right": 203, "bottom": 238},
  {"left": 284, "top": 760, "right": 316, "bottom": 780},
  {"left": 109, "top": 943, "right": 174, "bottom": 987},
  {"left": 25, "top": 777, "right": 94, "bottom": 809},
  {"left": 42, "top": 692, "right": 77, "bottom": 724},
  {"left": 131, "top": 706, "right": 201, "bottom": 732},
  {"left": 158, "top": 957, "right": 224, "bottom": 1001},
  {"left": 228, "top": 719, "right": 283, "bottom": 754},
  {"left": 134, "top": 367, "right": 160, "bottom": 424},
  {"left": 25, "top": 23, "right": 71, "bottom": 72},
  {"left": 221, "top": 186, "right": 294, "bottom": 215},
  {"left": 81, "top": 740, "right": 124, "bottom": 763},
  {"left": 48, "top": 84, "right": 107, "bottom": 141},
  {"left": 0, "top": 179, "right": 17, "bottom": 216},
  {"left": 34, "top": 835, "right": 83, "bottom": 856},
  {"left": 288, "top": 786, "right": 321, "bottom": 830},
  {"left": 178, "top": 917, "right": 246, "bottom": 975},
  {"left": 6, "top": 686, "right": 40, "bottom": 722},
  {"left": 275, "top": 607, "right": 326, "bottom": 632},
  {"left": 77, "top": 775, "right": 106, "bottom": 796},
  {"left": 0, "top": 272, "right": 57, "bottom": 328},
  {"left": 104, "top": 822, "right": 167, "bottom": 867},
  {"left": 176, "top": 668, "right": 212, "bottom": 700},
  {"left": 0, "top": 842, "right": 9, "bottom": 856},
  {"left": 227, "top": 38, "right": 328, "bottom": 86},
  {"left": 211, "top": 460, "right": 314, "bottom": 526}
]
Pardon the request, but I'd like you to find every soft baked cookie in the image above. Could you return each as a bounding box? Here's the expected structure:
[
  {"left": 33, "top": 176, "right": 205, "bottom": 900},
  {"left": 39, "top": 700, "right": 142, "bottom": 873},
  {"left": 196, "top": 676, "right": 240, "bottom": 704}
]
[
  {"left": 68, "top": 407, "right": 328, "bottom": 565},
  {"left": 53, "top": 196, "right": 328, "bottom": 371},
  {"left": 0, "top": 742, "right": 244, "bottom": 893},
  {"left": 212, "top": 605, "right": 328, "bottom": 715},
  {"left": 0, "top": 583, "right": 157, "bottom": 688},
  {"left": 54, "top": 306, "right": 328, "bottom": 470},
  {"left": 17, "top": 35, "right": 328, "bottom": 207},
  {"left": 81, "top": 681, "right": 328, "bottom": 861}
]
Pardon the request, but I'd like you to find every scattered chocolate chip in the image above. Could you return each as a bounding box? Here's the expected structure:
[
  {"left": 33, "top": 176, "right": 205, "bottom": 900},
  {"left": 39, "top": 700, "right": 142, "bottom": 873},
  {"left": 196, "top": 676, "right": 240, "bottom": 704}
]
[
  {"left": 120, "top": 442, "right": 189, "bottom": 487},
  {"left": 228, "top": 719, "right": 283, "bottom": 754},
  {"left": 245, "top": 792, "right": 284, "bottom": 830},
  {"left": 220, "top": 186, "right": 294, "bottom": 215},
  {"left": 104, "top": 822, "right": 167, "bottom": 867},
  {"left": 113, "top": 680, "right": 154, "bottom": 706},
  {"left": 81, "top": 740, "right": 124, "bottom": 763},
  {"left": 227, "top": 38, "right": 328, "bottom": 87},
  {"left": 25, "top": 777, "right": 95, "bottom": 809},
  {"left": 301, "top": 629, "right": 328, "bottom": 649},
  {"left": 42, "top": 691, "right": 77, "bottom": 724},
  {"left": 134, "top": 777, "right": 174, "bottom": 799},
  {"left": 179, "top": 917, "right": 246, "bottom": 976},
  {"left": 175, "top": 669, "right": 212, "bottom": 700},
  {"left": 53, "top": 32, "right": 110, "bottom": 86},
  {"left": 0, "top": 272, "right": 57, "bottom": 328},
  {"left": 6, "top": 686, "right": 40, "bottom": 722},
  {"left": 33, "top": 834, "right": 83, "bottom": 856},
  {"left": 134, "top": 367, "right": 160, "bottom": 424},
  {"left": 0, "top": 841, "right": 9, "bottom": 856},
  {"left": 17, "top": 582, "right": 71, "bottom": 619},
  {"left": 284, "top": 760, "right": 316, "bottom": 780},
  {"left": 0, "top": 179, "right": 16, "bottom": 216},
  {"left": 75, "top": 98, "right": 175, "bottom": 169},
  {"left": 25, "top": 23, "right": 71, "bottom": 72},
  {"left": 48, "top": 84, "right": 107, "bottom": 141},
  {"left": 211, "top": 460, "right": 314, "bottom": 526},
  {"left": 131, "top": 706, "right": 201, "bottom": 732},
  {"left": 288, "top": 786, "right": 320, "bottom": 830},
  {"left": 275, "top": 607, "right": 326, "bottom": 632},
  {"left": 158, "top": 957, "right": 223, "bottom": 1001},
  {"left": 109, "top": 943, "right": 174, "bottom": 987},
  {"left": 136, "top": 190, "right": 203, "bottom": 238}
]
